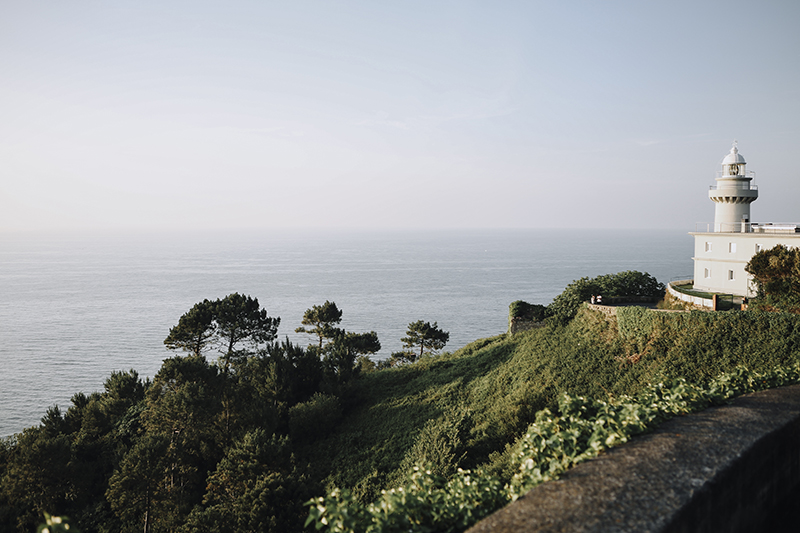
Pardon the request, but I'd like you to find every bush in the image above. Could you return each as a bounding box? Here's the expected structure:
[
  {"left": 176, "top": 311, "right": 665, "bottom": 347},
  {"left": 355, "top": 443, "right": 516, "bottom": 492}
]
[
  {"left": 288, "top": 393, "right": 342, "bottom": 443},
  {"left": 308, "top": 364, "right": 800, "bottom": 533},
  {"left": 508, "top": 301, "right": 548, "bottom": 322},
  {"left": 547, "top": 271, "right": 664, "bottom": 324},
  {"left": 616, "top": 306, "right": 656, "bottom": 352},
  {"left": 398, "top": 409, "right": 473, "bottom": 479}
]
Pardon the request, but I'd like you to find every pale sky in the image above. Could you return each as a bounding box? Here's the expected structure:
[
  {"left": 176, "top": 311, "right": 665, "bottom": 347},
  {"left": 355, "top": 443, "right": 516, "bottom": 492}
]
[{"left": 2, "top": 0, "right": 799, "bottom": 232}]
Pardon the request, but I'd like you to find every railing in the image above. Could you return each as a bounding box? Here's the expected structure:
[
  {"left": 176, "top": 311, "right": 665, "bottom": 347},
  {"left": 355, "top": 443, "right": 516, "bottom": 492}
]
[
  {"left": 694, "top": 222, "right": 754, "bottom": 232},
  {"left": 716, "top": 170, "right": 756, "bottom": 179},
  {"left": 709, "top": 184, "right": 758, "bottom": 191},
  {"left": 752, "top": 223, "right": 800, "bottom": 234},
  {"left": 694, "top": 222, "right": 800, "bottom": 233}
]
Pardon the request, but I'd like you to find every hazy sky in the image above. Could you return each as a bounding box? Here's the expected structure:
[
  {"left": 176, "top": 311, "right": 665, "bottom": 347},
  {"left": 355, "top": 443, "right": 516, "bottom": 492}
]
[{"left": 2, "top": 1, "right": 799, "bottom": 232}]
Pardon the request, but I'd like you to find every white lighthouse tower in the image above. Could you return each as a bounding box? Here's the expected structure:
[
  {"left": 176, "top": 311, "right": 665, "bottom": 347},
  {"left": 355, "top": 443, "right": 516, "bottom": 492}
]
[
  {"left": 691, "top": 142, "right": 800, "bottom": 298},
  {"left": 709, "top": 141, "right": 758, "bottom": 232}
]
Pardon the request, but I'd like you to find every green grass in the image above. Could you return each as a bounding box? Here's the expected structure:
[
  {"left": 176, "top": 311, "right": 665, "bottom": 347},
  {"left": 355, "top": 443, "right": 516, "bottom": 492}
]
[{"left": 297, "top": 306, "right": 800, "bottom": 505}]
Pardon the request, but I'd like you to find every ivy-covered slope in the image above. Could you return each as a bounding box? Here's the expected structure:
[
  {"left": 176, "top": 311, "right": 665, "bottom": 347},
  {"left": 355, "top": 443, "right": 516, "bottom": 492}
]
[{"left": 300, "top": 306, "right": 800, "bottom": 508}]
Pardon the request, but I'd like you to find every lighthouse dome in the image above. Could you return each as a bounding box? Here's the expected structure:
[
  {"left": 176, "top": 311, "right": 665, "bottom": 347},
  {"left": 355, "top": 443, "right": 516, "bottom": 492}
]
[{"left": 722, "top": 142, "right": 746, "bottom": 165}]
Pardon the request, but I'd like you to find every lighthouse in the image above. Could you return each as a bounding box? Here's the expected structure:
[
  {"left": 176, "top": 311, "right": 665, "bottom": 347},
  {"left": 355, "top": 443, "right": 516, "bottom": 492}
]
[
  {"left": 709, "top": 141, "right": 758, "bottom": 233},
  {"left": 690, "top": 142, "right": 800, "bottom": 298}
]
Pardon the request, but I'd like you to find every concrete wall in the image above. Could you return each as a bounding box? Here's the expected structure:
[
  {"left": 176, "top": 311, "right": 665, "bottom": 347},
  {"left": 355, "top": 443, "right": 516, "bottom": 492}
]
[
  {"left": 467, "top": 385, "right": 800, "bottom": 533},
  {"left": 668, "top": 280, "right": 714, "bottom": 309}
]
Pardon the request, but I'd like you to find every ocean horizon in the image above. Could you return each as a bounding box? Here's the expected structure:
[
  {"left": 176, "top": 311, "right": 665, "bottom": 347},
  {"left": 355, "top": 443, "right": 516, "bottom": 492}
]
[{"left": 0, "top": 228, "right": 693, "bottom": 437}]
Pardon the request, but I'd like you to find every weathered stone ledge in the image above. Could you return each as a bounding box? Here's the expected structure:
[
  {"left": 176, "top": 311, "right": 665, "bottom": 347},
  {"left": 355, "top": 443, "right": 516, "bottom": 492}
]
[{"left": 467, "top": 384, "right": 800, "bottom": 532}]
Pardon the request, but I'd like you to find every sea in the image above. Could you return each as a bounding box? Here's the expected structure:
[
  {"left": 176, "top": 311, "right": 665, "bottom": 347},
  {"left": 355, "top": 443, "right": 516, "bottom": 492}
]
[{"left": 0, "top": 228, "right": 693, "bottom": 437}]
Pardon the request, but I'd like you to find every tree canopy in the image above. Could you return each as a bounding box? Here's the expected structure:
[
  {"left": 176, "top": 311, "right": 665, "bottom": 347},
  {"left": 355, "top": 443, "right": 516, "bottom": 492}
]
[
  {"left": 745, "top": 244, "right": 800, "bottom": 313},
  {"left": 295, "top": 301, "right": 343, "bottom": 348},
  {"left": 295, "top": 302, "right": 381, "bottom": 386},
  {"left": 215, "top": 293, "right": 280, "bottom": 367},
  {"left": 164, "top": 293, "right": 280, "bottom": 369},
  {"left": 163, "top": 299, "right": 216, "bottom": 356},
  {"left": 401, "top": 321, "right": 449, "bottom": 360},
  {"left": 323, "top": 330, "right": 381, "bottom": 384}
]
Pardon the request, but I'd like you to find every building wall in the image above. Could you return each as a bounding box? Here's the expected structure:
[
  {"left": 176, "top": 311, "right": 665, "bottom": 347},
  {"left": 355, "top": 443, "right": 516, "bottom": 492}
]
[{"left": 691, "top": 233, "right": 800, "bottom": 297}]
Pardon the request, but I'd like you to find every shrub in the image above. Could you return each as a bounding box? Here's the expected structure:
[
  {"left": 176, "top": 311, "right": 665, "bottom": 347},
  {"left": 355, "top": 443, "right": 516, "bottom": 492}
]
[
  {"left": 398, "top": 409, "right": 473, "bottom": 479},
  {"left": 508, "top": 301, "right": 548, "bottom": 322},
  {"left": 307, "top": 365, "right": 800, "bottom": 533},
  {"left": 289, "top": 393, "right": 342, "bottom": 443},
  {"left": 547, "top": 271, "right": 664, "bottom": 324}
]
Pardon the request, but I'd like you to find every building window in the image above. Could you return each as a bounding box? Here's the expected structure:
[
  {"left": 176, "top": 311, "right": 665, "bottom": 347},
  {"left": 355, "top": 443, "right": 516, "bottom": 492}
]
[
  {"left": 705, "top": 242, "right": 712, "bottom": 252},
  {"left": 756, "top": 243, "right": 763, "bottom": 253},
  {"left": 729, "top": 242, "right": 737, "bottom": 253},
  {"left": 704, "top": 268, "right": 711, "bottom": 279},
  {"left": 728, "top": 270, "right": 735, "bottom": 281}
]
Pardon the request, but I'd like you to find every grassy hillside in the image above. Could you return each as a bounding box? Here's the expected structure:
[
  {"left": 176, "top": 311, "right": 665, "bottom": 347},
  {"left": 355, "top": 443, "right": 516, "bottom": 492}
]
[
  {"left": 302, "top": 306, "right": 800, "bottom": 505},
  {"left": 7, "top": 301, "right": 800, "bottom": 533}
]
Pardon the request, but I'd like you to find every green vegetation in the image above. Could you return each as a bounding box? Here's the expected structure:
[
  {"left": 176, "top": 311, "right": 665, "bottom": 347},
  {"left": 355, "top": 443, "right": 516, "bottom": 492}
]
[
  {"left": 510, "top": 271, "right": 665, "bottom": 326},
  {"left": 307, "top": 365, "right": 800, "bottom": 532},
  {"left": 746, "top": 244, "right": 800, "bottom": 313},
  {"left": 38, "top": 513, "right": 79, "bottom": 533},
  {"left": 400, "top": 321, "right": 450, "bottom": 361},
  {"left": 508, "top": 300, "right": 547, "bottom": 322},
  {"left": 299, "top": 305, "right": 800, "bottom": 521},
  {"left": 296, "top": 301, "right": 344, "bottom": 349},
  {"left": 546, "top": 270, "right": 664, "bottom": 323},
  {"left": 163, "top": 293, "right": 280, "bottom": 369},
  {"left": 4, "top": 275, "right": 800, "bottom": 533}
]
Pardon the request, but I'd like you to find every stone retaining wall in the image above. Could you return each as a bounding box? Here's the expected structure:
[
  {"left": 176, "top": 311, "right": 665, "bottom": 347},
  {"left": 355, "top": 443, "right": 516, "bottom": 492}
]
[
  {"left": 508, "top": 317, "right": 545, "bottom": 334},
  {"left": 586, "top": 303, "right": 617, "bottom": 316},
  {"left": 467, "top": 385, "right": 800, "bottom": 532}
]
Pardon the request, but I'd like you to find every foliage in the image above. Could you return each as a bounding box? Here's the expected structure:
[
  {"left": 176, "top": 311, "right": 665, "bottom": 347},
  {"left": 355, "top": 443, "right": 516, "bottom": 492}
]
[
  {"left": 297, "top": 305, "right": 800, "bottom": 523},
  {"left": 306, "top": 465, "right": 507, "bottom": 533},
  {"left": 307, "top": 364, "right": 800, "bottom": 533},
  {"left": 107, "top": 434, "right": 170, "bottom": 533},
  {"left": 508, "top": 301, "right": 547, "bottom": 322},
  {"left": 547, "top": 271, "right": 664, "bottom": 324},
  {"left": 181, "top": 429, "right": 316, "bottom": 533},
  {"left": 289, "top": 393, "right": 343, "bottom": 443},
  {"left": 398, "top": 409, "right": 473, "bottom": 479},
  {"left": 297, "top": 301, "right": 344, "bottom": 349},
  {"left": 263, "top": 337, "right": 324, "bottom": 406},
  {"left": 164, "top": 293, "right": 280, "bottom": 369},
  {"left": 509, "top": 364, "right": 800, "bottom": 497},
  {"left": 295, "top": 302, "right": 380, "bottom": 388},
  {"left": 323, "top": 331, "right": 381, "bottom": 387},
  {"left": 214, "top": 293, "right": 280, "bottom": 365},
  {"left": 164, "top": 299, "right": 216, "bottom": 356},
  {"left": 38, "top": 513, "right": 81, "bottom": 533},
  {"left": 615, "top": 305, "right": 656, "bottom": 353},
  {"left": 384, "top": 351, "right": 416, "bottom": 367},
  {"left": 656, "top": 292, "right": 691, "bottom": 311},
  {"left": 9, "top": 288, "right": 800, "bottom": 533},
  {"left": 356, "top": 356, "right": 377, "bottom": 373},
  {"left": 129, "top": 355, "right": 225, "bottom": 530},
  {"left": 745, "top": 244, "right": 800, "bottom": 313},
  {"left": 401, "top": 321, "right": 450, "bottom": 361}
]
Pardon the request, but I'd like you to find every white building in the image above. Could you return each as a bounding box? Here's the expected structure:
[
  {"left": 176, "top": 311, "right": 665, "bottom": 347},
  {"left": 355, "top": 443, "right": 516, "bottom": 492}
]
[{"left": 690, "top": 142, "right": 800, "bottom": 297}]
